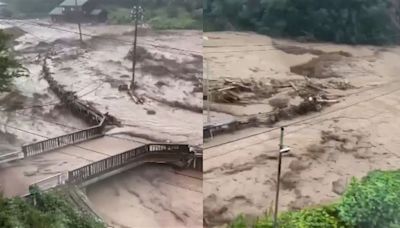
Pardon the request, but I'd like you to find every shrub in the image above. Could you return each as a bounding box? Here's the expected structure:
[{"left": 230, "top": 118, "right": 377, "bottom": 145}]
[
  {"left": 108, "top": 7, "right": 132, "bottom": 24},
  {"left": 338, "top": 170, "right": 400, "bottom": 228},
  {"left": 148, "top": 7, "right": 201, "bottom": 30},
  {"left": 254, "top": 205, "right": 342, "bottom": 228},
  {"left": 230, "top": 170, "right": 400, "bottom": 228},
  {"left": 231, "top": 215, "right": 248, "bottom": 228},
  {"left": 0, "top": 187, "right": 105, "bottom": 228}
]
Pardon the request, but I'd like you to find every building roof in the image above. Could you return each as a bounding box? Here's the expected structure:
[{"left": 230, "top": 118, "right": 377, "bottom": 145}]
[
  {"left": 90, "top": 9, "right": 103, "bottom": 16},
  {"left": 49, "top": 7, "right": 64, "bottom": 15},
  {"left": 60, "top": 0, "right": 89, "bottom": 7}
]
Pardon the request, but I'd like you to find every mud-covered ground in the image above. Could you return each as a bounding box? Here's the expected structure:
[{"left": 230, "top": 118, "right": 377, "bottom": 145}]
[
  {"left": 0, "top": 19, "right": 202, "bottom": 227},
  {"left": 203, "top": 32, "right": 400, "bottom": 227}
]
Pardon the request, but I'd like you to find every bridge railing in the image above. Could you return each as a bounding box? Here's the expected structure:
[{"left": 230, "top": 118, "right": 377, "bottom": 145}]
[
  {"left": 0, "top": 152, "right": 23, "bottom": 164},
  {"left": 148, "top": 144, "right": 189, "bottom": 153},
  {"left": 68, "top": 145, "right": 148, "bottom": 184},
  {"left": 29, "top": 172, "right": 68, "bottom": 192},
  {"left": 22, "top": 143, "right": 199, "bottom": 197},
  {"left": 22, "top": 118, "right": 105, "bottom": 158},
  {"left": 191, "top": 154, "right": 203, "bottom": 171},
  {"left": 20, "top": 58, "right": 108, "bottom": 159},
  {"left": 68, "top": 144, "right": 189, "bottom": 184}
]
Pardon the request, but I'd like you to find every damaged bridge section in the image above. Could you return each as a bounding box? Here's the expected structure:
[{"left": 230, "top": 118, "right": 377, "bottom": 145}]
[{"left": 21, "top": 58, "right": 119, "bottom": 157}]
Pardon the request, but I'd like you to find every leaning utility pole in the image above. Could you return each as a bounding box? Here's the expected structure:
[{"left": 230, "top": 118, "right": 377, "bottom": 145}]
[
  {"left": 130, "top": 0, "right": 139, "bottom": 90},
  {"left": 75, "top": 0, "right": 83, "bottom": 42}
]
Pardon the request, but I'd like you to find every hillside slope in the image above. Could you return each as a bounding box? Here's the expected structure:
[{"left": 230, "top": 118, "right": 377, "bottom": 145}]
[{"left": 205, "top": 0, "right": 400, "bottom": 45}]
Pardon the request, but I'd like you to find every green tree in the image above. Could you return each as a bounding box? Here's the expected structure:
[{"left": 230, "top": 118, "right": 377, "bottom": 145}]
[
  {"left": 204, "top": 0, "right": 400, "bottom": 45},
  {"left": 0, "top": 30, "right": 27, "bottom": 92}
]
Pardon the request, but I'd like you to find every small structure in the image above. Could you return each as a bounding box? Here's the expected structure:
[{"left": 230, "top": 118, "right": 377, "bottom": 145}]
[{"left": 49, "top": 0, "right": 107, "bottom": 23}]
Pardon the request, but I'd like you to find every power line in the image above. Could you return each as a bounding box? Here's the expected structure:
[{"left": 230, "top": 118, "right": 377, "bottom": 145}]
[
  {"left": 1, "top": 20, "right": 53, "bottom": 43},
  {"left": 76, "top": 82, "right": 105, "bottom": 98},
  {"left": 204, "top": 42, "right": 391, "bottom": 54},
  {"left": 9, "top": 110, "right": 149, "bottom": 145},
  {"left": 0, "top": 102, "right": 60, "bottom": 112},
  {"left": 204, "top": 33, "right": 400, "bottom": 50},
  {"left": 2, "top": 110, "right": 198, "bottom": 151},
  {"left": 0, "top": 80, "right": 103, "bottom": 113},
  {"left": 204, "top": 82, "right": 400, "bottom": 151},
  {"left": 0, "top": 81, "right": 104, "bottom": 112},
  {"left": 4, "top": 20, "right": 201, "bottom": 56},
  {"left": 0, "top": 21, "right": 197, "bottom": 151},
  {"left": 1, "top": 121, "right": 116, "bottom": 157},
  {"left": 206, "top": 47, "right": 303, "bottom": 54}
]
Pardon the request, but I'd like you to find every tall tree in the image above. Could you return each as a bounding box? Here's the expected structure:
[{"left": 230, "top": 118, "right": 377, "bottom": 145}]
[{"left": 0, "top": 30, "right": 27, "bottom": 92}]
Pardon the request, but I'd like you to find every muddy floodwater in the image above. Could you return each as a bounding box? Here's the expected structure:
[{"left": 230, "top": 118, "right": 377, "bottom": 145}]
[
  {"left": 204, "top": 31, "right": 400, "bottom": 227},
  {"left": 86, "top": 164, "right": 202, "bottom": 228},
  {"left": 0, "top": 19, "right": 202, "bottom": 227}
]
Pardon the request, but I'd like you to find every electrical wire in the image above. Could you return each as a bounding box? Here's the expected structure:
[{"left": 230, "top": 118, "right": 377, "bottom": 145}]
[
  {"left": 8, "top": 110, "right": 149, "bottom": 145},
  {"left": 1, "top": 121, "right": 120, "bottom": 157},
  {"left": 204, "top": 33, "right": 400, "bottom": 52},
  {"left": 0, "top": 102, "right": 60, "bottom": 112},
  {"left": 2, "top": 20, "right": 201, "bottom": 56},
  {"left": 204, "top": 82, "right": 400, "bottom": 151}
]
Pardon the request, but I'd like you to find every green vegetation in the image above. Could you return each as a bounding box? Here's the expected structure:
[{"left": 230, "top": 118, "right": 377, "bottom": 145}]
[
  {"left": 103, "top": 0, "right": 202, "bottom": 29},
  {"left": 147, "top": 7, "right": 202, "bottom": 30},
  {"left": 338, "top": 170, "right": 400, "bottom": 228},
  {"left": 230, "top": 170, "right": 400, "bottom": 228},
  {"left": 204, "top": 0, "right": 400, "bottom": 44},
  {"left": 2, "top": 0, "right": 202, "bottom": 30},
  {"left": 2, "top": 0, "right": 62, "bottom": 18},
  {"left": 0, "top": 30, "right": 27, "bottom": 92},
  {"left": 0, "top": 187, "right": 104, "bottom": 228},
  {"left": 106, "top": 6, "right": 132, "bottom": 24}
]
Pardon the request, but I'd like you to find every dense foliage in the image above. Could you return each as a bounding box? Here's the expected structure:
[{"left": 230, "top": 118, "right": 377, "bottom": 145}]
[
  {"left": 0, "top": 30, "right": 27, "bottom": 92},
  {"left": 204, "top": 0, "right": 400, "bottom": 44},
  {"left": 338, "top": 170, "right": 400, "bottom": 228},
  {"left": 0, "top": 188, "right": 104, "bottom": 228},
  {"left": 2, "top": 0, "right": 62, "bottom": 18},
  {"left": 230, "top": 170, "right": 400, "bottom": 228},
  {"left": 103, "top": 0, "right": 202, "bottom": 29}
]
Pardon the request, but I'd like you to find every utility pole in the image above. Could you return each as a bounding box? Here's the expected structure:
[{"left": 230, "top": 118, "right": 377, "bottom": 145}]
[
  {"left": 130, "top": 0, "right": 140, "bottom": 90},
  {"left": 75, "top": 0, "right": 83, "bottom": 43},
  {"left": 274, "top": 127, "right": 285, "bottom": 228},
  {"left": 206, "top": 59, "right": 211, "bottom": 123}
]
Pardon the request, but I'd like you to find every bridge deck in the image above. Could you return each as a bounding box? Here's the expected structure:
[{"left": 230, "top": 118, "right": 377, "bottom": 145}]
[{"left": 0, "top": 136, "right": 143, "bottom": 197}]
